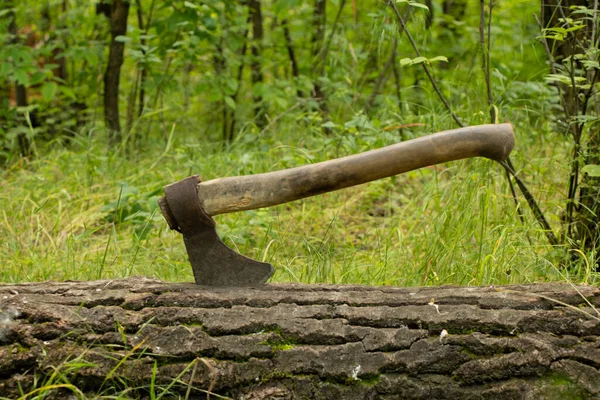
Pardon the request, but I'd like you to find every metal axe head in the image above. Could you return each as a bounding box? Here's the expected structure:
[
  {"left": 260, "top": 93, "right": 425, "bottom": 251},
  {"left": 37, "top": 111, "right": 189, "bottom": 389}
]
[
  {"left": 159, "top": 124, "right": 515, "bottom": 287},
  {"left": 158, "top": 175, "right": 274, "bottom": 286}
]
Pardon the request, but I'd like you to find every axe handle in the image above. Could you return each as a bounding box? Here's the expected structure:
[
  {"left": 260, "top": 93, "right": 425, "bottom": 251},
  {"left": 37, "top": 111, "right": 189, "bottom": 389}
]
[{"left": 198, "top": 123, "right": 514, "bottom": 216}]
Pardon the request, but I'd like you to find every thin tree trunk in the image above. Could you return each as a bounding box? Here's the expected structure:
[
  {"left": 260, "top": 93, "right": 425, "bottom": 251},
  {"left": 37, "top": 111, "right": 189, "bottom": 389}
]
[
  {"left": 1, "top": 278, "right": 599, "bottom": 399},
  {"left": 227, "top": 25, "right": 251, "bottom": 142},
  {"left": 55, "top": 0, "right": 68, "bottom": 83},
  {"left": 311, "top": 0, "right": 330, "bottom": 130},
  {"left": 212, "top": 41, "right": 229, "bottom": 142},
  {"left": 249, "top": 0, "right": 266, "bottom": 128},
  {"left": 137, "top": 0, "right": 155, "bottom": 120},
  {"left": 281, "top": 18, "right": 302, "bottom": 98},
  {"left": 103, "top": 0, "right": 130, "bottom": 146},
  {"left": 125, "top": 0, "right": 150, "bottom": 134}
]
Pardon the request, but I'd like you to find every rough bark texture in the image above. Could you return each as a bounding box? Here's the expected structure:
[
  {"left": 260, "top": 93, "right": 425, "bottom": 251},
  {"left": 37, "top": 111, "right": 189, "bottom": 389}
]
[{"left": 1, "top": 278, "right": 599, "bottom": 399}]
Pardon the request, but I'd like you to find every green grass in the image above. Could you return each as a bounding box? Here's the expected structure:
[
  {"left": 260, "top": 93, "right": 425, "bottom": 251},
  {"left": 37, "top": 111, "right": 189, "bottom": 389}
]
[
  {"left": 1, "top": 113, "right": 595, "bottom": 286},
  {"left": 1, "top": 0, "right": 597, "bottom": 287}
]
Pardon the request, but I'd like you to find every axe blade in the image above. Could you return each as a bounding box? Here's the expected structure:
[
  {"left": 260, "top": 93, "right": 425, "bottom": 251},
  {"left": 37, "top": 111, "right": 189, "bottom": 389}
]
[{"left": 159, "top": 175, "right": 274, "bottom": 286}]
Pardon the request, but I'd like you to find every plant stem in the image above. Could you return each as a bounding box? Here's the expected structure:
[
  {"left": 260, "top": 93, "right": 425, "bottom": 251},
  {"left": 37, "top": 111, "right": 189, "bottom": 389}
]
[
  {"left": 388, "top": 1, "right": 464, "bottom": 128},
  {"left": 501, "top": 160, "right": 559, "bottom": 246}
]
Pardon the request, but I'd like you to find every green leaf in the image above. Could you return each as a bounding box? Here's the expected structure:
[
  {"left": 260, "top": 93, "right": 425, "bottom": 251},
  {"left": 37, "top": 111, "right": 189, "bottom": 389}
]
[
  {"left": 0, "top": 8, "right": 14, "bottom": 18},
  {"left": 14, "top": 69, "right": 29, "bottom": 86},
  {"left": 85, "top": 52, "right": 99, "bottom": 66},
  {"left": 59, "top": 85, "right": 76, "bottom": 100},
  {"left": 545, "top": 74, "right": 571, "bottom": 85},
  {"left": 582, "top": 164, "right": 600, "bottom": 177},
  {"left": 225, "top": 78, "right": 239, "bottom": 94},
  {"left": 428, "top": 56, "right": 448, "bottom": 63},
  {"left": 114, "top": 35, "right": 131, "bottom": 43},
  {"left": 409, "top": 1, "right": 430, "bottom": 11},
  {"left": 41, "top": 82, "right": 58, "bottom": 102},
  {"left": 400, "top": 57, "right": 428, "bottom": 67},
  {"left": 565, "top": 24, "right": 586, "bottom": 33},
  {"left": 224, "top": 96, "right": 236, "bottom": 110},
  {"left": 321, "top": 121, "right": 337, "bottom": 129},
  {"left": 0, "top": 62, "right": 10, "bottom": 78}
]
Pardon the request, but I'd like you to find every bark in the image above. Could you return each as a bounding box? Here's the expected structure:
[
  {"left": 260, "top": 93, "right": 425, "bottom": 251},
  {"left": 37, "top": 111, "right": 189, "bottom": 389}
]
[
  {"left": 102, "top": 0, "right": 130, "bottom": 145},
  {"left": 1, "top": 277, "right": 599, "bottom": 399},
  {"left": 249, "top": 0, "right": 266, "bottom": 128}
]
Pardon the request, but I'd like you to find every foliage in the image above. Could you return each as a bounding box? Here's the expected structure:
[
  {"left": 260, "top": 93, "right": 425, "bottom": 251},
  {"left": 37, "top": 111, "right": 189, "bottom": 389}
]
[{"left": 538, "top": 2, "right": 600, "bottom": 266}]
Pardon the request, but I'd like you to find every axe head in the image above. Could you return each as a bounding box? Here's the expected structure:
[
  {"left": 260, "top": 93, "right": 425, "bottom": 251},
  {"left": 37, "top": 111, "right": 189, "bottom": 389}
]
[{"left": 158, "top": 175, "right": 274, "bottom": 286}]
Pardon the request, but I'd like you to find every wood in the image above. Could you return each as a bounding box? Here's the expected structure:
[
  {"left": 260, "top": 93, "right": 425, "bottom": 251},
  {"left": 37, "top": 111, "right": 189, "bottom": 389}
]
[
  {"left": 1, "top": 278, "right": 599, "bottom": 399},
  {"left": 199, "top": 124, "right": 515, "bottom": 215}
]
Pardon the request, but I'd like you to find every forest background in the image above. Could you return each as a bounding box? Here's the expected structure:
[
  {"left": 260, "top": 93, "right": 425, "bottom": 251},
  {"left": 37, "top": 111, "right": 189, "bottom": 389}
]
[{"left": 1, "top": 0, "right": 599, "bottom": 287}]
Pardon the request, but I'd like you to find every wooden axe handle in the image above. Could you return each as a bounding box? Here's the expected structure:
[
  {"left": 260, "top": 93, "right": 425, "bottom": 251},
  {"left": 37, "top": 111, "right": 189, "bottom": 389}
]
[{"left": 198, "top": 123, "right": 514, "bottom": 216}]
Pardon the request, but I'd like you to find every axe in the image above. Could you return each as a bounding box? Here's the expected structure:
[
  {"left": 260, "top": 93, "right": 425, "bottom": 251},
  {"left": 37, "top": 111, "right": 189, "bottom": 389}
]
[{"left": 158, "top": 124, "right": 514, "bottom": 286}]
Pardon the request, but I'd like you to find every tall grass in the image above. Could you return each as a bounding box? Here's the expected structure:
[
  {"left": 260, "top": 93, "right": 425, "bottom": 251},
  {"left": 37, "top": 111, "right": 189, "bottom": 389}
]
[
  {"left": 1, "top": 111, "right": 593, "bottom": 286},
  {"left": 1, "top": 0, "right": 598, "bottom": 287}
]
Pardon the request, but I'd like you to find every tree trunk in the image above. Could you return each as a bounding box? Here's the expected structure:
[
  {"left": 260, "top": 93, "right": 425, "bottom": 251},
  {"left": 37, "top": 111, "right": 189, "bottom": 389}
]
[
  {"left": 102, "top": 0, "right": 130, "bottom": 145},
  {"left": 249, "top": 0, "right": 266, "bottom": 128},
  {"left": 578, "top": 127, "right": 600, "bottom": 255},
  {"left": 1, "top": 278, "right": 599, "bottom": 399},
  {"left": 56, "top": 0, "right": 69, "bottom": 83},
  {"left": 282, "top": 18, "right": 302, "bottom": 98},
  {"left": 311, "top": 0, "right": 330, "bottom": 129}
]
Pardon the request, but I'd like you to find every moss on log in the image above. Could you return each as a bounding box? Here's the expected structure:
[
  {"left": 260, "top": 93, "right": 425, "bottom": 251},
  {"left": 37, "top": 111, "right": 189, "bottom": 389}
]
[{"left": 0, "top": 278, "right": 599, "bottom": 399}]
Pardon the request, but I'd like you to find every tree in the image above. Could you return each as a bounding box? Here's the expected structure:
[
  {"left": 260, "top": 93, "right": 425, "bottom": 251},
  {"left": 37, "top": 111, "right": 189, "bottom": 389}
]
[
  {"left": 540, "top": 1, "right": 600, "bottom": 266},
  {"left": 99, "top": 0, "right": 130, "bottom": 145},
  {"left": 249, "top": 0, "right": 266, "bottom": 128}
]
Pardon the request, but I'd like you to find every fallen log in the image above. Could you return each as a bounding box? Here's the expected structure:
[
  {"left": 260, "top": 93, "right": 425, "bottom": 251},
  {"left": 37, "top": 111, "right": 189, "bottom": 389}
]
[{"left": 0, "top": 278, "right": 599, "bottom": 399}]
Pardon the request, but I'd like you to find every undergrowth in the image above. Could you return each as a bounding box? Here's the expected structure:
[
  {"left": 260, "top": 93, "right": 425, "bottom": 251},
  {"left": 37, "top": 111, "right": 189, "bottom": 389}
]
[
  {"left": 1, "top": 0, "right": 598, "bottom": 287},
  {"left": 1, "top": 111, "right": 595, "bottom": 286}
]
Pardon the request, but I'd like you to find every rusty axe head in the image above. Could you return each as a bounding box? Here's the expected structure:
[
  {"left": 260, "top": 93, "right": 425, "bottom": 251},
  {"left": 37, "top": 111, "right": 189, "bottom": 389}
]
[
  {"left": 158, "top": 175, "right": 274, "bottom": 287},
  {"left": 159, "top": 124, "right": 515, "bottom": 287}
]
